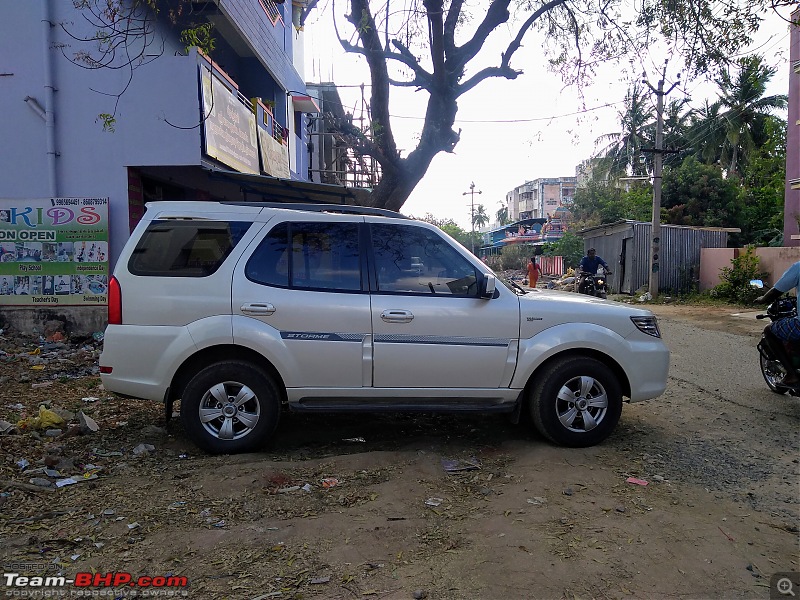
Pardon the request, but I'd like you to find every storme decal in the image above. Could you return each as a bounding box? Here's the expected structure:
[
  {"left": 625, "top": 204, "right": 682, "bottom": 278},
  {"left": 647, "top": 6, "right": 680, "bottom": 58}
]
[{"left": 281, "top": 332, "right": 365, "bottom": 342}]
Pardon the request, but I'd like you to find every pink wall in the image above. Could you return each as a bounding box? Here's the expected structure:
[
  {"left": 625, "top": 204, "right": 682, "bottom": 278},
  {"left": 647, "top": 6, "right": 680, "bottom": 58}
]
[
  {"left": 700, "top": 247, "right": 800, "bottom": 290},
  {"left": 700, "top": 248, "right": 738, "bottom": 291}
]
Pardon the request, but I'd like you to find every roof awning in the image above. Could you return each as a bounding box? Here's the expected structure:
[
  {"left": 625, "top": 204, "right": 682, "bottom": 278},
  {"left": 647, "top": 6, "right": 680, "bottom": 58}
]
[
  {"left": 203, "top": 166, "right": 373, "bottom": 205},
  {"left": 290, "top": 94, "right": 321, "bottom": 113}
]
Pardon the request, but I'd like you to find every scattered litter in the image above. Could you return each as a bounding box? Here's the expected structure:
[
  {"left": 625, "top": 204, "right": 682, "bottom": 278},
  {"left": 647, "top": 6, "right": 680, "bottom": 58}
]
[
  {"left": 278, "top": 486, "right": 301, "bottom": 493},
  {"left": 29, "top": 477, "right": 55, "bottom": 488},
  {"left": 70, "top": 554, "right": 81, "bottom": 562},
  {"left": 16, "top": 459, "right": 30, "bottom": 470},
  {"left": 301, "top": 483, "right": 313, "bottom": 492},
  {"left": 44, "top": 429, "right": 62, "bottom": 437},
  {"left": 82, "top": 397, "right": 99, "bottom": 403},
  {"left": 638, "top": 292, "right": 652, "bottom": 302},
  {"left": 31, "top": 381, "right": 54, "bottom": 389},
  {"left": 342, "top": 437, "right": 366, "bottom": 443},
  {"left": 0, "top": 420, "right": 14, "bottom": 434},
  {"left": 92, "top": 332, "right": 104, "bottom": 342},
  {"left": 178, "top": 453, "right": 189, "bottom": 459},
  {"left": 127, "top": 522, "right": 140, "bottom": 530},
  {"left": 626, "top": 477, "right": 649, "bottom": 486},
  {"left": 321, "top": 478, "right": 339, "bottom": 488},
  {"left": 425, "top": 497, "right": 443, "bottom": 507},
  {"left": 102, "top": 509, "right": 116, "bottom": 516},
  {"left": 93, "top": 448, "right": 123, "bottom": 457},
  {"left": 526, "top": 497, "right": 547, "bottom": 506},
  {"left": 652, "top": 475, "right": 665, "bottom": 482},
  {"left": 132, "top": 443, "right": 155, "bottom": 456},
  {"left": 17, "top": 406, "right": 65, "bottom": 431},
  {"left": 309, "top": 576, "right": 330, "bottom": 585},
  {"left": 55, "top": 474, "right": 98, "bottom": 487},
  {"left": 213, "top": 520, "right": 226, "bottom": 528},
  {"left": 44, "top": 469, "right": 61, "bottom": 477},
  {"left": 78, "top": 412, "right": 100, "bottom": 434},
  {"left": 442, "top": 457, "right": 481, "bottom": 472}
]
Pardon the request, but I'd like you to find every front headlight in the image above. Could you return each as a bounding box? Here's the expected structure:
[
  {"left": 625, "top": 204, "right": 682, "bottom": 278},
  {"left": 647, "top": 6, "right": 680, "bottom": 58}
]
[
  {"left": 631, "top": 316, "right": 661, "bottom": 338},
  {"left": 596, "top": 279, "right": 604, "bottom": 285}
]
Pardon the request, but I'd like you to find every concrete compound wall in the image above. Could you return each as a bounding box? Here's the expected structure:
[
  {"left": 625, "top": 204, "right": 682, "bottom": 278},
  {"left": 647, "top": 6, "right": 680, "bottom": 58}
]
[
  {"left": 0, "top": 307, "right": 106, "bottom": 339},
  {"left": 700, "top": 247, "right": 800, "bottom": 291}
]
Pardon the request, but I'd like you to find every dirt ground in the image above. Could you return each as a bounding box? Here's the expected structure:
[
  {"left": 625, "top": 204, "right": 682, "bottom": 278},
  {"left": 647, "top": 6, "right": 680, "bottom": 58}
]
[{"left": 1, "top": 301, "right": 798, "bottom": 600}]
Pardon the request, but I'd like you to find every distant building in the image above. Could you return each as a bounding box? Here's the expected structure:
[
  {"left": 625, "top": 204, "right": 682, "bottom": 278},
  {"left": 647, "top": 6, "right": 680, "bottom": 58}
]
[{"left": 505, "top": 177, "right": 576, "bottom": 221}]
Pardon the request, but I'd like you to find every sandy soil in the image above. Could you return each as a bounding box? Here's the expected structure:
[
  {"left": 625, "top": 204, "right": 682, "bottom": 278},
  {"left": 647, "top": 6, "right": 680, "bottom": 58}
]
[{"left": 1, "top": 301, "right": 798, "bottom": 600}]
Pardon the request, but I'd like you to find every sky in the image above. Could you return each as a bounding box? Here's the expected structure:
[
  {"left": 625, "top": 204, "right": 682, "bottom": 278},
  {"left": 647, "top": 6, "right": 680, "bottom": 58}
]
[{"left": 302, "top": 3, "right": 793, "bottom": 231}]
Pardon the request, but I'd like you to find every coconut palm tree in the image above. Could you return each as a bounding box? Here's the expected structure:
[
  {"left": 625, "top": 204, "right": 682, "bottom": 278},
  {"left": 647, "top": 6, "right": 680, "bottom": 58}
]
[
  {"left": 686, "top": 100, "right": 727, "bottom": 167},
  {"left": 594, "top": 84, "right": 655, "bottom": 180},
  {"left": 472, "top": 204, "right": 489, "bottom": 229},
  {"left": 714, "top": 55, "right": 787, "bottom": 178}
]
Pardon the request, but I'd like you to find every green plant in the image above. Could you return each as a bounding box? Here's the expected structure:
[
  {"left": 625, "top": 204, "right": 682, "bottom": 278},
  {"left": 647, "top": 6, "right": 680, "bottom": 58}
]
[
  {"left": 499, "top": 245, "right": 529, "bottom": 271},
  {"left": 709, "top": 246, "right": 766, "bottom": 304}
]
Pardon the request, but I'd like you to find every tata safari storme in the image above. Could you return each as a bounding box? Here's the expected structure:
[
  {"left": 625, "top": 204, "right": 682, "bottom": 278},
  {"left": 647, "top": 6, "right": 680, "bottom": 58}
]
[{"left": 99, "top": 202, "right": 669, "bottom": 454}]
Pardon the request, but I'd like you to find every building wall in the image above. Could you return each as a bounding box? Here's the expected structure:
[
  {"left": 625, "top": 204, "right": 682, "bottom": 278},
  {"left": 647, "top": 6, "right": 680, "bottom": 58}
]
[
  {"left": 785, "top": 8, "right": 800, "bottom": 246},
  {"left": 699, "top": 247, "right": 800, "bottom": 290},
  {"left": 0, "top": 0, "right": 310, "bottom": 266}
]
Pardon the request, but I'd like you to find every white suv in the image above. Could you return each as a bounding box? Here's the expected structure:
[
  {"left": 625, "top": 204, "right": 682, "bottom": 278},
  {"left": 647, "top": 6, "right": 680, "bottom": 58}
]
[{"left": 100, "top": 201, "right": 669, "bottom": 453}]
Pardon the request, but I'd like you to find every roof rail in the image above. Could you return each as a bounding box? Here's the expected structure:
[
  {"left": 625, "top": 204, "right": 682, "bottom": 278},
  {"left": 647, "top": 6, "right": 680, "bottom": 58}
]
[{"left": 220, "top": 201, "right": 408, "bottom": 219}]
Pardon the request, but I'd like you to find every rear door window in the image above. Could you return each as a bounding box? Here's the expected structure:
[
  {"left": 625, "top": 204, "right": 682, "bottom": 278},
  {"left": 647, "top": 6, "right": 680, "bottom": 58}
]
[
  {"left": 245, "top": 222, "right": 362, "bottom": 292},
  {"left": 128, "top": 220, "right": 251, "bottom": 277}
]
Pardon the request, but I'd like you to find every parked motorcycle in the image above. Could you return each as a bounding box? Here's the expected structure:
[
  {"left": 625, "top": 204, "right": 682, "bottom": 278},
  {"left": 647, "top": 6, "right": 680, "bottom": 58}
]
[
  {"left": 577, "top": 271, "right": 610, "bottom": 299},
  {"left": 753, "top": 280, "right": 800, "bottom": 395}
]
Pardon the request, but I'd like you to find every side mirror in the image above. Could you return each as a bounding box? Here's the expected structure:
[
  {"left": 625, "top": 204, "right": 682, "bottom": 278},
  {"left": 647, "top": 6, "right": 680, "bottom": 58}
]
[
  {"left": 480, "top": 273, "right": 496, "bottom": 299},
  {"left": 749, "top": 279, "right": 764, "bottom": 289}
]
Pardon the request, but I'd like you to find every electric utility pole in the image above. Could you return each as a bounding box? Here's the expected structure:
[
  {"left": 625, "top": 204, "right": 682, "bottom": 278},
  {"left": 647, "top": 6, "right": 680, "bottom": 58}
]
[
  {"left": 462, "top": 181, "right": 482, "bottom": 255},
  {"left": 643, "top": 63, "right": 679, "bottom": 298}
]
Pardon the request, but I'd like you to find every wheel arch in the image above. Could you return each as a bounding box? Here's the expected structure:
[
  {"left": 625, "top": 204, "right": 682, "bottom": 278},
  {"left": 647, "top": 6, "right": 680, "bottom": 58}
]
[
  {"left": 169, "top": 345, "right": 287, "bottom": 404},
  {"left": 523, "top": 348, "right": 631, "bottom": 400}
]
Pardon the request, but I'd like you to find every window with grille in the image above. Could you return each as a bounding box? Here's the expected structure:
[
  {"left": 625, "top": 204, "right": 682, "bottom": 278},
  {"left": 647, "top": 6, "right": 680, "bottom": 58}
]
[{"left": 259, "top": 0, "right": 283, "bottom": 25}]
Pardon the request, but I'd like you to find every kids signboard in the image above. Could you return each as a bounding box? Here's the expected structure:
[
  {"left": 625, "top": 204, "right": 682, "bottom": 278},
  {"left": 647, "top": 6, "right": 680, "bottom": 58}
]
[{"left": 0, "top": 198, "right": 109, "bottom": 306}]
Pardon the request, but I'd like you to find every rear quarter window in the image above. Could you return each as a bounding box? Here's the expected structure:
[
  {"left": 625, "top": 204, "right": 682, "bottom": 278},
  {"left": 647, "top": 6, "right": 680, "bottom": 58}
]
[{"left": 128, "top": 220, "right": 251, "bottom": 277}]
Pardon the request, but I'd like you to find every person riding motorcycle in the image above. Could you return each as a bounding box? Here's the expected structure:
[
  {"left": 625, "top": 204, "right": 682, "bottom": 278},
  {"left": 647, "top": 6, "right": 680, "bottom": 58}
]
[
  {"left": 577, "top": 248, "right": 612, "bottom": 295},
  {"left": 755, "top": 260, "right": 800, "bottom": 388}
]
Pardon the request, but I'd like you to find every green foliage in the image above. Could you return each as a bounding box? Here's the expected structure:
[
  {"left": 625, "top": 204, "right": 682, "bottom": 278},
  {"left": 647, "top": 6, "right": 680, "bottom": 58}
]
[
  {"left": 498, "top": 245, "right": 528, "bottom": 271},
  {"left": 739, "top": 115, "right": 787, "bottom": 245},
  {"left": 96, "top": 113, "right": 116, "bottom": 132},
  {"left": 571, "top": 180, "right": 652, "bottom": 225},
  {"left": 180, "top": 22, "right": 215, "bottom": 55},
  {"left": 542, "top": 231, "right": 584, "bottom": 270},
  {"left": 709, "top": 246, "right": 766, "bottom": 304},
  {"left": 661, "top": 157, "right": 743, "bottom": 231}
]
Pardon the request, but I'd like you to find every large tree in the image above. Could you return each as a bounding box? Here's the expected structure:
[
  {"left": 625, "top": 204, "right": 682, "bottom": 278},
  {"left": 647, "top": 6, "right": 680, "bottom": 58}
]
[
  {"left": 714, "top": 55, "right": 787, "bottom": 178},
  {"left": 330, "top": 0, "right": 792, "bottom": 210}
]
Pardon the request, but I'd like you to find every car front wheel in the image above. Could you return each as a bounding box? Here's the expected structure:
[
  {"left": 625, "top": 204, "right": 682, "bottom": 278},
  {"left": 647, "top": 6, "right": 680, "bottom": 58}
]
[
  {"left": 180, "top": 360, "right": 280, "bottom": 454},
  {"left": 529, "top": 356, "right": 622, "bottom": 447}
]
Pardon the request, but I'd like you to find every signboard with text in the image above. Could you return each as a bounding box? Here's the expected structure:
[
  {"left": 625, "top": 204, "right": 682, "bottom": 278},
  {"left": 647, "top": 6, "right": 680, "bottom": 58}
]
[
  {"left": 258, "top": 128, "right": 290, "bottom": 178},
  {"left": 201, "top": 66, "right": 260, "bottom": 175},
  {"left": 0, "top": 198, "right": 110, "bottom": 306}
]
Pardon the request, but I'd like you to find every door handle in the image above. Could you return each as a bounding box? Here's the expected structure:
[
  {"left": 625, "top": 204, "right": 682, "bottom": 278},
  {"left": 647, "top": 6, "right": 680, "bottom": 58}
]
[
  {"left": 381, "top": 309, "right": 414, "bottom": 323},
  {"left": 241, "top": 303, "right": 276, "bottom": 316}
]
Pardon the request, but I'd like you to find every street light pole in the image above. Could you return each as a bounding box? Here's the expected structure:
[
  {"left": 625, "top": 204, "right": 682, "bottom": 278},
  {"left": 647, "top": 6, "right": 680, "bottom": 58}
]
[{"left": 462, "top": 181, "right": 482, "bottom": 255}]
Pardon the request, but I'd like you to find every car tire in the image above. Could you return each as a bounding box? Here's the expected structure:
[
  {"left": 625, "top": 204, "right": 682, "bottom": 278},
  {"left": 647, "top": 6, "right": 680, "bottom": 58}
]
[
  {"left": 180, "top": 360, "right": 280, "bottom": 454},
  {"left": 529, "top": 356, "right": 622, "bottom": 447}
]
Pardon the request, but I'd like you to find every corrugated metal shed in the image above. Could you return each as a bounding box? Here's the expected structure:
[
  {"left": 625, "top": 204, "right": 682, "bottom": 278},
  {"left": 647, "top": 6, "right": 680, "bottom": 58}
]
[{"left": 579, "top": 220, "right": 735, "bottom": 294}]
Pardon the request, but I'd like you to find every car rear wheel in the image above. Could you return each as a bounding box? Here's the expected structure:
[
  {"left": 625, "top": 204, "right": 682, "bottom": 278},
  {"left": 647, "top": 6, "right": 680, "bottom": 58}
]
[
  {"left": 180, "top": 360, "right": 280, "bottom": 454},
  {"left": 529, "top": 356, "right": 622, "bottom": 447}
]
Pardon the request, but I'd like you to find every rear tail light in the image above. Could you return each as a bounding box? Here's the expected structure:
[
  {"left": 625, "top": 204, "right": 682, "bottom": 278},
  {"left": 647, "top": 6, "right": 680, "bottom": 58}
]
[{"left": 108, "top": 275, "right": 122, "bottom": 325}]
